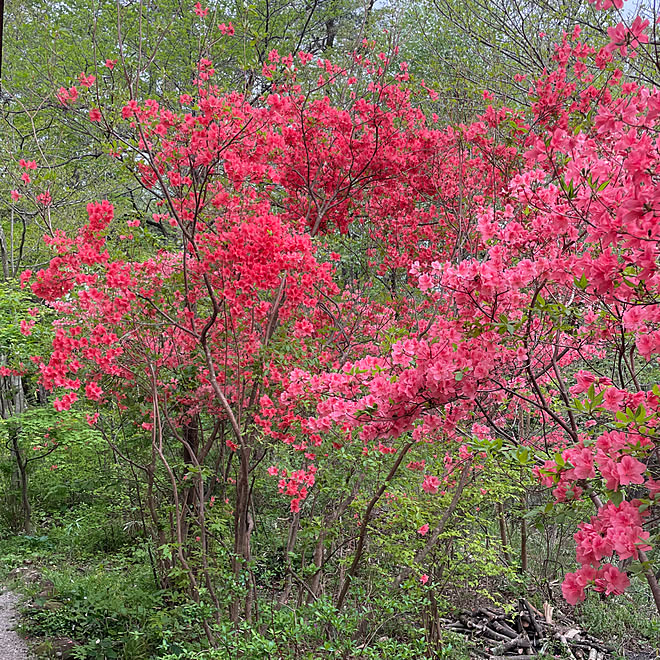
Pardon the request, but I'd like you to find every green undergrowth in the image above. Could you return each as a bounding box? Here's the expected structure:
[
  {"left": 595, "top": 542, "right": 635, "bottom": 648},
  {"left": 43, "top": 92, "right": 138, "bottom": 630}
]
[
  {"left": 0, "top": 533, "right": 470, "bottom": 660},
  {"left": 2, "top": 526, "right": 658, "bottom": 659},
  {"left": 577, "top": 587, "right": 660, "bottom": 657}
]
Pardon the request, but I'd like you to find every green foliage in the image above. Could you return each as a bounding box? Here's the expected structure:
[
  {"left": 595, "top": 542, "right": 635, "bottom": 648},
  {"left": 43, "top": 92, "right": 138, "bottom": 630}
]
[
  {"left": 2, "top": 2, "right": 660, "bottom": 660},
  {"left": 155, "top": 597, "right": 438, "bottom": 659},
  {"left": 2, "top": 530, "right": 455, "bottom": 660},
  {"left": 578, "top": 589, "right": 660, "bottom": 656},
  {"left": 22, "top": 564, "right": 162, "bottom": 659}
]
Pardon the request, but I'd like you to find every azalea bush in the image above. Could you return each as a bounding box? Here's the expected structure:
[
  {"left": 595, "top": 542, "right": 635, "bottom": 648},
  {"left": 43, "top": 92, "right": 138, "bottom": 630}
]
[{"left": 3, "top": 0, "right": 660, "bottom": 656}]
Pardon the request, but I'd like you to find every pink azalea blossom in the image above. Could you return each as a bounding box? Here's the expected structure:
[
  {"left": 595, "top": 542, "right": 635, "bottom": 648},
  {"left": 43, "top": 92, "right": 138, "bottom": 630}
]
[
  {"left": 422, "top": 474, "right": 440, "bottom": 494},
  {"left": 595, "top": 565, "right": 630, "bottom": 596},
  {"left": 617, "top": 455, "right": 646, "bottom": 485}
]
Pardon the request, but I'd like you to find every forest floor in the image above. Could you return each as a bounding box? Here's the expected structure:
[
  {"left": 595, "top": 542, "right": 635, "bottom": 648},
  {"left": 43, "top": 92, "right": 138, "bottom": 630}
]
[
  {"left": 0, "top": 590, "right": 30, "bottom": 660},
  {"left": 1, "top": 554, "right": 660, "bottom": 660}
]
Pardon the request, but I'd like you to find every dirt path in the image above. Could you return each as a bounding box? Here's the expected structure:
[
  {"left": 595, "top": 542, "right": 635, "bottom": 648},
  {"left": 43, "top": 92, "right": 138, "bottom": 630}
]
[{"left": 0, "top": 590, "right": 30, "bottom": 659}]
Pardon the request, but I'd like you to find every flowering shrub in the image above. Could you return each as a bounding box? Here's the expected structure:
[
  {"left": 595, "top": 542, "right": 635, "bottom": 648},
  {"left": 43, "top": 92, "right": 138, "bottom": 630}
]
[{"left": 17, "top": 0, "right": 660, "bottom": 618}]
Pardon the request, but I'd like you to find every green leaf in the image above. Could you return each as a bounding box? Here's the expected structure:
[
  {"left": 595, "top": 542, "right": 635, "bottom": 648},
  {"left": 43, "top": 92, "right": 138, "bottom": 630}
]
[
  {"left": 516, "top": 447, "right": 529, "bottom": 465},
  {"left": 610, "top": 490, "right": 623, "bottom": 506},
  {"left": 587, "top": 383, "right": 595, "bottom": 400},
  {"left": 573, "top": 273, "right": 589, "bottom": 290}
]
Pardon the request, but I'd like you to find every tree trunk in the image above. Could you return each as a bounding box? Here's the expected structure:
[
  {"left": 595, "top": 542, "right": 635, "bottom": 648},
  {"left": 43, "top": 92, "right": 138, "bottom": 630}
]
[
  {"left": 520, "top": 498, "right": 528, "bottom": 574},
  {"left": 14, "top": 434, "right": 31, "bottom": 533},
  {"left": 336, "top": 442, "right": 414, "bottom": 609},
  {"left": 393, "top": 463, "right": 471, "bottom": 588},
  {"left": 3, "top": 372, "right": 29, "bottom": 532},
  {"left": 231, "top": 443, "right": 254, "bottom": 622},
  {"left": 278, "top": 512, "right": 300, "bottom": 605},
  {"left": 497, "top": 502, "right": 512, "bottom": 565}
]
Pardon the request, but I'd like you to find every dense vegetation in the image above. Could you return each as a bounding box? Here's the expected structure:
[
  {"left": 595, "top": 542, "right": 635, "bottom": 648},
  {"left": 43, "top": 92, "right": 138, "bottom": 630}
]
[{"left": 2, "top": 0, "right": 660, "bottom": 658}]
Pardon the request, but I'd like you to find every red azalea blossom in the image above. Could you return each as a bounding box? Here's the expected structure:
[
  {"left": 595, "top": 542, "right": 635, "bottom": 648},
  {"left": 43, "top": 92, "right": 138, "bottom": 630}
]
[{"left": 193, "top": 2, "right": 208, "bottom": 16}]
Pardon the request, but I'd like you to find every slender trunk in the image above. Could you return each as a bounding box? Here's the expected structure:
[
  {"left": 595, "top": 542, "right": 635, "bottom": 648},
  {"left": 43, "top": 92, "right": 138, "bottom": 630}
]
[
  {"left": 307, "top": 475, "right": 364, "bottom": 602},
  {"left": 393, "top": 463, "right": 471, "bottom": 588},
  {"left": 199, "top": 337, "right": 253, "bottom": 623},
  {"left": 231, "top": 443, "right": 254, "bottom": 622},
  {"left": 18, "top": 460, "right": 31, "bottom": 533},
  {"left": 4, "top": 374, "right": 29, "bottom": 532},
  {"left": 129, "top": 460, "right": 162, "bottom": 589},
  {"left": 146, "top": 464, "right": 170, "bottom": 587},
  {"left": 520, "top": 497, "right": 528, "bottom": 574},
  {"left": 0, "top": 224, "right": 9, "bottom": 280},
  {"left": 149, "top": 367, "right": 215, "bottom": 646},
  {"left": 497, "top": 502, "right": 512, "bottom": 565},
  {"left": 278, "top": 512, "right": 300, "bottom": 605},
  {"left": 336, "top": 442, "right": 414, "bottom": 609},
  {"left": 183, "top": 419, "right": 199, "bottom": 466},
  {"left": 12, "top": 430, "right": 30, "bottom": 533},
  {"left": 639, "top": 549, "right": 660, "bottom": 616},
  {"left": 308, "top": 531, "right": 326, "bottom": 602}
]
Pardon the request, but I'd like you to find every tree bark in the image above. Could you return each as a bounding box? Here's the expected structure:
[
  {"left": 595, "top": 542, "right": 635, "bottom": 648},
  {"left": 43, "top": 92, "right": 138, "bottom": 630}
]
[
  {"left": 393, "top": 463, "right": 471, "bottom": 588},
  {"left": 231, "top": 442, "right": 254, "bottom": 622},
  {"left": 11, "top": 428, "right": 30, "bottom": 533},
  {"left": 520, "top": 495, "right": 528, "bottom": 573},
  {"left": 3, "top": 373, "right": 29, "bottom": 532},
  {"left": 497, "top": 502, "right": 512, "bottom": 565},
  {"left": 336, "top": 441, "right": 414, "bottom": 609}
]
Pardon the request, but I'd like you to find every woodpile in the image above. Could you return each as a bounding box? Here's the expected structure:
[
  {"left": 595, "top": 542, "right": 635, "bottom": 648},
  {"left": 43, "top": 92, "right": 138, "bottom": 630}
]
[{"left": 444, "top": 599, "right": 615, "bottom": 659}]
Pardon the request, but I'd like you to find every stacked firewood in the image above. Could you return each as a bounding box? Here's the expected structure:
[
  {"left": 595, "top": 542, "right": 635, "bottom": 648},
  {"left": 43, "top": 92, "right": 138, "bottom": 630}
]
[{"left": 443, "top": 599, "right": 615, "bottom": 659}]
